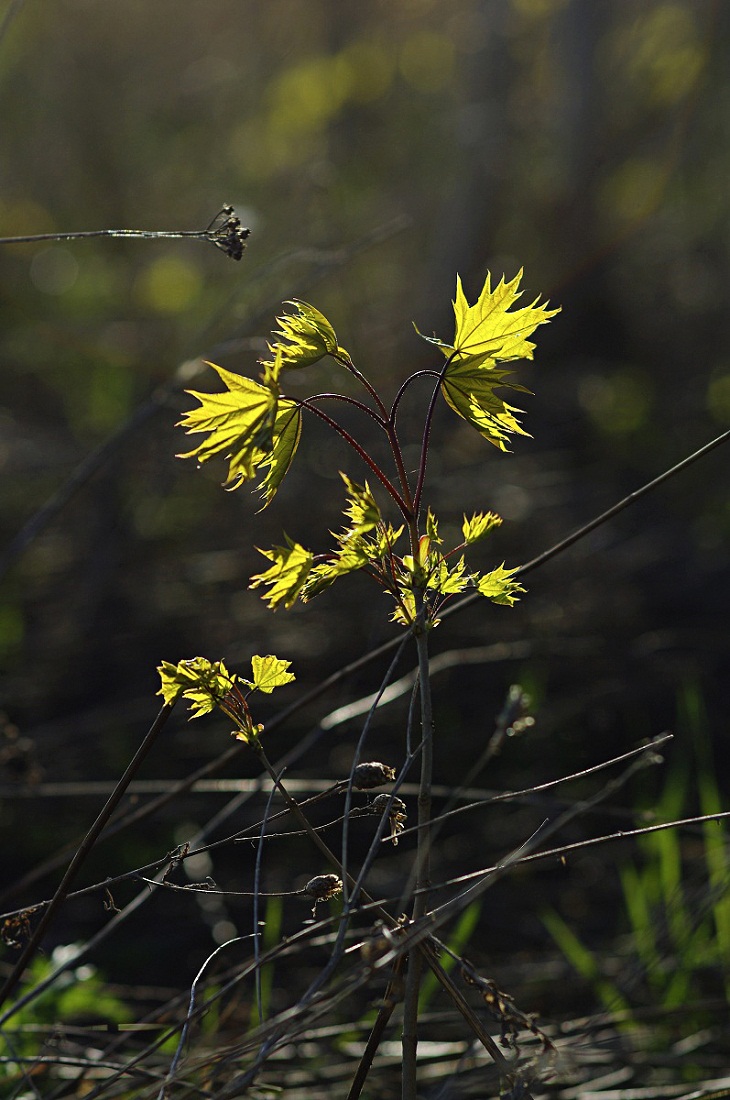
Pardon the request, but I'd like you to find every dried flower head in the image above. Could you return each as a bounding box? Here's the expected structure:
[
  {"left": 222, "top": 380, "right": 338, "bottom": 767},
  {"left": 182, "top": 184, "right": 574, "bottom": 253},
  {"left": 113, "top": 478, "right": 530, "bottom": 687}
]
[
  {"left": 352, "top": 761, "right": 396, "bottom": 789},
  {"left": 205, "top": 204, "right": 251, "bottom": 261},
  {"left": 370, "top": 793, "right": 407, "bottom": 845},
  {"left": 304, "top": 874, "right": 343, "bottom": 903}
]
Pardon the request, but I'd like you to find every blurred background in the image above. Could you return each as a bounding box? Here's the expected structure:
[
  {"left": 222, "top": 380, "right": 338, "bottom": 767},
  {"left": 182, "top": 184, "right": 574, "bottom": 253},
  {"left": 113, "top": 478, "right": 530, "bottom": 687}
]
[{"left": 1, "top": 0, "right": 729, "bottom": 1084}]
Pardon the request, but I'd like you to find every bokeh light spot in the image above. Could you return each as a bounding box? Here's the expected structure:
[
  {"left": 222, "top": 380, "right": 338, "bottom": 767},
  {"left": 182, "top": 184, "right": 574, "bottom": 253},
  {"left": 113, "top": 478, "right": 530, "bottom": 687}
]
[
  {"left": 30, "top": 247, "right": 79, "bottom": 295},
  {"left": 400, "top": 31, "right": 455, "bottom": 94},
  {"left": 707, "top": 374, "right": 730, "bottom": 425},
  {"left": 135, "top": 255, "right": 202, "bottom": 313},
  {"left": 578, "top": 369, "right": 653, "bottom": 435}
]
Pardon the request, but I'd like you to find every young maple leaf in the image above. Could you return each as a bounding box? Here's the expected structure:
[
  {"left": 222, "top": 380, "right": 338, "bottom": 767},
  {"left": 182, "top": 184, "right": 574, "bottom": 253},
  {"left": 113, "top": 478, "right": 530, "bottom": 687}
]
[
  {"left": 257, "top": 401, "right": 303, "bottom": 509},
  {"left": 247, "top": 654, "right": 296, "bottom": 693},
  {"left": 157, "top": 657, "right": 235, "bottom": 718},
  {"left": 452, "top": 270, "right": 559, "bottom": 360},
  {"left": 416, "top": 270, "right": 559, "bottom": 450},
  {"left": 262, "top": 299, "right": 351, "bottom": 372},
  {"left": 475, "top": 564, "right": 526, "bottom": 606},
  {"left": 249, "top": 537, "right": 314, "bottom": 610},
  {"left": 299, "top": 476, "right": 395, "bottom": 601},
  {"left": 178, "top": 359, "right": 302, "bottom": 504},
  {"left": 339, "top": 474, "right": 381, "bottom": 535},
  {"left": 440, "top": 353, "right": 532, "bottom": 450},
  {"left": 462, "top": 512, "right": 503, "bottom": 544}
]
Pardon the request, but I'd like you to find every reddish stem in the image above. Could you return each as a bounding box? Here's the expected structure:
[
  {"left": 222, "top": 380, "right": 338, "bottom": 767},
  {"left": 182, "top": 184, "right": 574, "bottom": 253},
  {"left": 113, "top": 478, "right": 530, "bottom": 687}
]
[
  {"left": 412, "top": 353, "right": 458, "bottom": 517},
  {"left": 299, "top": 400, "right": 412, "bottom": 519}
]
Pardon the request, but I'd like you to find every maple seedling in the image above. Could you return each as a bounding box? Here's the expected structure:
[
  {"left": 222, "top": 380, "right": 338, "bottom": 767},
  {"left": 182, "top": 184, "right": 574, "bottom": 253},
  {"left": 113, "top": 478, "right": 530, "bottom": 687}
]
[{"left": 161, "top": 270, "right": 558, "bottom": 1098}]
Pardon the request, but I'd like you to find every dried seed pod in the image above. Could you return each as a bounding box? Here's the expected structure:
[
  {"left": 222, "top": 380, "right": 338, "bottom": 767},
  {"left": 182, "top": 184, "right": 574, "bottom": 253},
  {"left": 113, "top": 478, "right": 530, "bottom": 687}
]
[
  {"left": 370, "top": 794, "right": 407, "bottom": 845},
  {"left": 304, "top": 874, "right": 343, "bottom": 903},
  {"left": 352, "top": 761, "right": 396, "bottom": 789}
]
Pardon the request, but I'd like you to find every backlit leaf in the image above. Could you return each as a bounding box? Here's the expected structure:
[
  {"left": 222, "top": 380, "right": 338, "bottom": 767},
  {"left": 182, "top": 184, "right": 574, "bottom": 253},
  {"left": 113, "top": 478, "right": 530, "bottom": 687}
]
[
  {"left": 390, "top": 588, "right": 417, "bottom": 627},
  {"left": 250, "top": 654, "right": 296, "bottom": 693},
  {"left": 262, "top": 299, "right": 351, "bottom": 371},
  {"left": 179, "top": 359, "right": 301, "bottom": 502},
  {"left": 475, "top": 564, "right": 526, "bottom": 606},
  {"left": 425, "top": 508, "right": 441, "bottom": 544},
  {"left": 249, "top": 537, "right": 314, "bottom": 610},
  {"left": 427, "top": 554, "right": 469, "bottom": 595},
  {"left": 452, "top": 270, "right": 559, "bottom": 360},
  {"left": 178, "top": 363, "right": 278, "bottom": 487},
  {"left": 301, "top": 543, "right": 373, "bottom": 600},
  {"left": 257, "top": 400, "right": 303, "bottom": 508},
  {"left": 416, "top": 271, "right": 559, "bottom": 449},
  {"left": 441, "top": 352, "right": 532, "bottom": 450},
  {"left": 300, "top": 477, "right": 389, "bottom": 600},
  {"left": 462, "top": 511, "right": 503, "bottom": 544},
  {"left": 157, "top": 657, "right": 235, "bottom": 719},
  {"left": 340, "top": 474, "right": 381, "bottom": 534},
  {"left": 440, "top": 271, "right": 559, "bottom": 448}
]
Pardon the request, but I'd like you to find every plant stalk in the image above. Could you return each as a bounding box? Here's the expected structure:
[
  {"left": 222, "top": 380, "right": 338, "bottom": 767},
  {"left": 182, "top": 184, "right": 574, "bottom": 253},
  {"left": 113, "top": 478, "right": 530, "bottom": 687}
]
[{"left": 401, "top": 592, "right": 434, "bottom": 1100}]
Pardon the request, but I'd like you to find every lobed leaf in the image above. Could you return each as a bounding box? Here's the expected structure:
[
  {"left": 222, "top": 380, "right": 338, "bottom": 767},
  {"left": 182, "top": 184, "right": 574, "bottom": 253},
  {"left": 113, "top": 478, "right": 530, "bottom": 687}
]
[
  {"left": 157, "top": 657, "right": 235, "bottom": 719},
  {"left": 441, "top": 352, "right": 531, "bottom": 451},
  {"left": 250, "top": 654, "right": 296, "bottom": 693},
  {"left": 178, "top": 363, "right": 277, "bottom": 485},
  {"left": 340, "top": 474, "right": 381, "bottom": 535},
  {"left": 429, "top": 271, "right": 559, "bottom": 450},
  {"left": 475, "top": 564, "right": 526, "bottom": 606},
  {"left": 452, "top": 269, "right": 560, "bottom": 360},
  {"left": 390, "top": 588, "right": 417, "bottom": 627},
  {"left": 427, "top": 554, "right": 470, "bottom": 595},
  {"left": 299, "top": 477, "right": 401, "bottom": 601},
  {"left": 462, "top": 511, "right": 503, "bottom": 544},
  {"left": 257, "top": 400, "right": 303, "bottom": 509},
  {"left": 249, "top": 537, "right": 314, "bottom": 610},
  {"left": 178, "top": 359, "right": 301, "bottom": 504},
  {"left": 262, "top": 299, "right": 350, "bottom": 372},
  {"left": 301, "top": 542, "right": 374, "bottom": 600},
  {"left": 425, "top": 508, "right": 441, "bottom": 545}
]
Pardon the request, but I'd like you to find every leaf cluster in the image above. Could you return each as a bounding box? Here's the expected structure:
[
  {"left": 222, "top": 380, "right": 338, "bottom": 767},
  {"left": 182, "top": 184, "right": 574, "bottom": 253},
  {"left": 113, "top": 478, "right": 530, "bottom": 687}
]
[
  {"left": 250, "top": 480, "right": 524, "bottom": 627},
  {"left": 177, "top": 300, "right": 352, "bottom": 507},
  {"left": 157, "top": 655, "right": 295, "bottom": 740},
  {"left": 176, "top": 272, "right": 558, "bottom": 624}
]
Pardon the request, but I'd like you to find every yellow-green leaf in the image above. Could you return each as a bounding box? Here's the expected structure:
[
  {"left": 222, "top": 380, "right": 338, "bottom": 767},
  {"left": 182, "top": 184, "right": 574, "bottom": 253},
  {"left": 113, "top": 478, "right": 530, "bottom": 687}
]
[
  {"left": 179, "top": 360, "right": 301, "bottom": 501},
  {"left": 475, "top": 564, "right": 526, "bottom": 606},
  {"left": 462, "top": 511, "right": 503, "bottom": 544},
  {"left": 436, "top": 271, "right": 559, "bottom": 449},
  {"left": 441, "top": 353, "right": 531, "bottom": 450},
  {"left": 157, "top": 657, "right": 235, "bottom": 719},
  {"left": 262, "top": 299, "right": 350, "bottom": 371},
  {"left": 427, "top": 554, "right": 470, "bottom": 595},
  {"left": 299, "top": 476, "right": 394, "bottom": 601},
  {"left": 453, "top": 270, "right": 559, "bottom": 361},
  {"left": 257, "top": 400, "right": 303, "bottom": 508},
  {"left": 250, "top": 654, "right": 296, "bottom": 693},
  {"left": 390, "top": 588, "right": 417, "bottom": 627},
  {"left": 249, "top": 537, "right": 314, "bottom": 610},
  {"left": 425, "top": 508, "right": 441, "bottom": 545},
  {"left": 178, "top": 363, "right": 277, "bottom": 487},
  {"left": 340, "top": 474, "right": 381, "bottom": 534},
  {"left": 301, "top": 543, "right": 373, "bottom": 601}
]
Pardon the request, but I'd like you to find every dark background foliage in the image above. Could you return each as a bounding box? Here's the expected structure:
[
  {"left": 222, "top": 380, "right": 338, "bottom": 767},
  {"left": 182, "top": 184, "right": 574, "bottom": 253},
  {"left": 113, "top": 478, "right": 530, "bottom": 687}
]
[{"left": 1, "top": 0, "right": 729, "bottom": 1074}]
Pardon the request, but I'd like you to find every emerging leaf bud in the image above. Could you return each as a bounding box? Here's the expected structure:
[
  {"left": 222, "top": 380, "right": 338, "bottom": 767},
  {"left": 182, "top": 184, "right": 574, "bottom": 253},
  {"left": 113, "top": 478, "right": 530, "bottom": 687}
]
[{"left": 352, "top": 761, "right": 396, "bottom": 789}]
